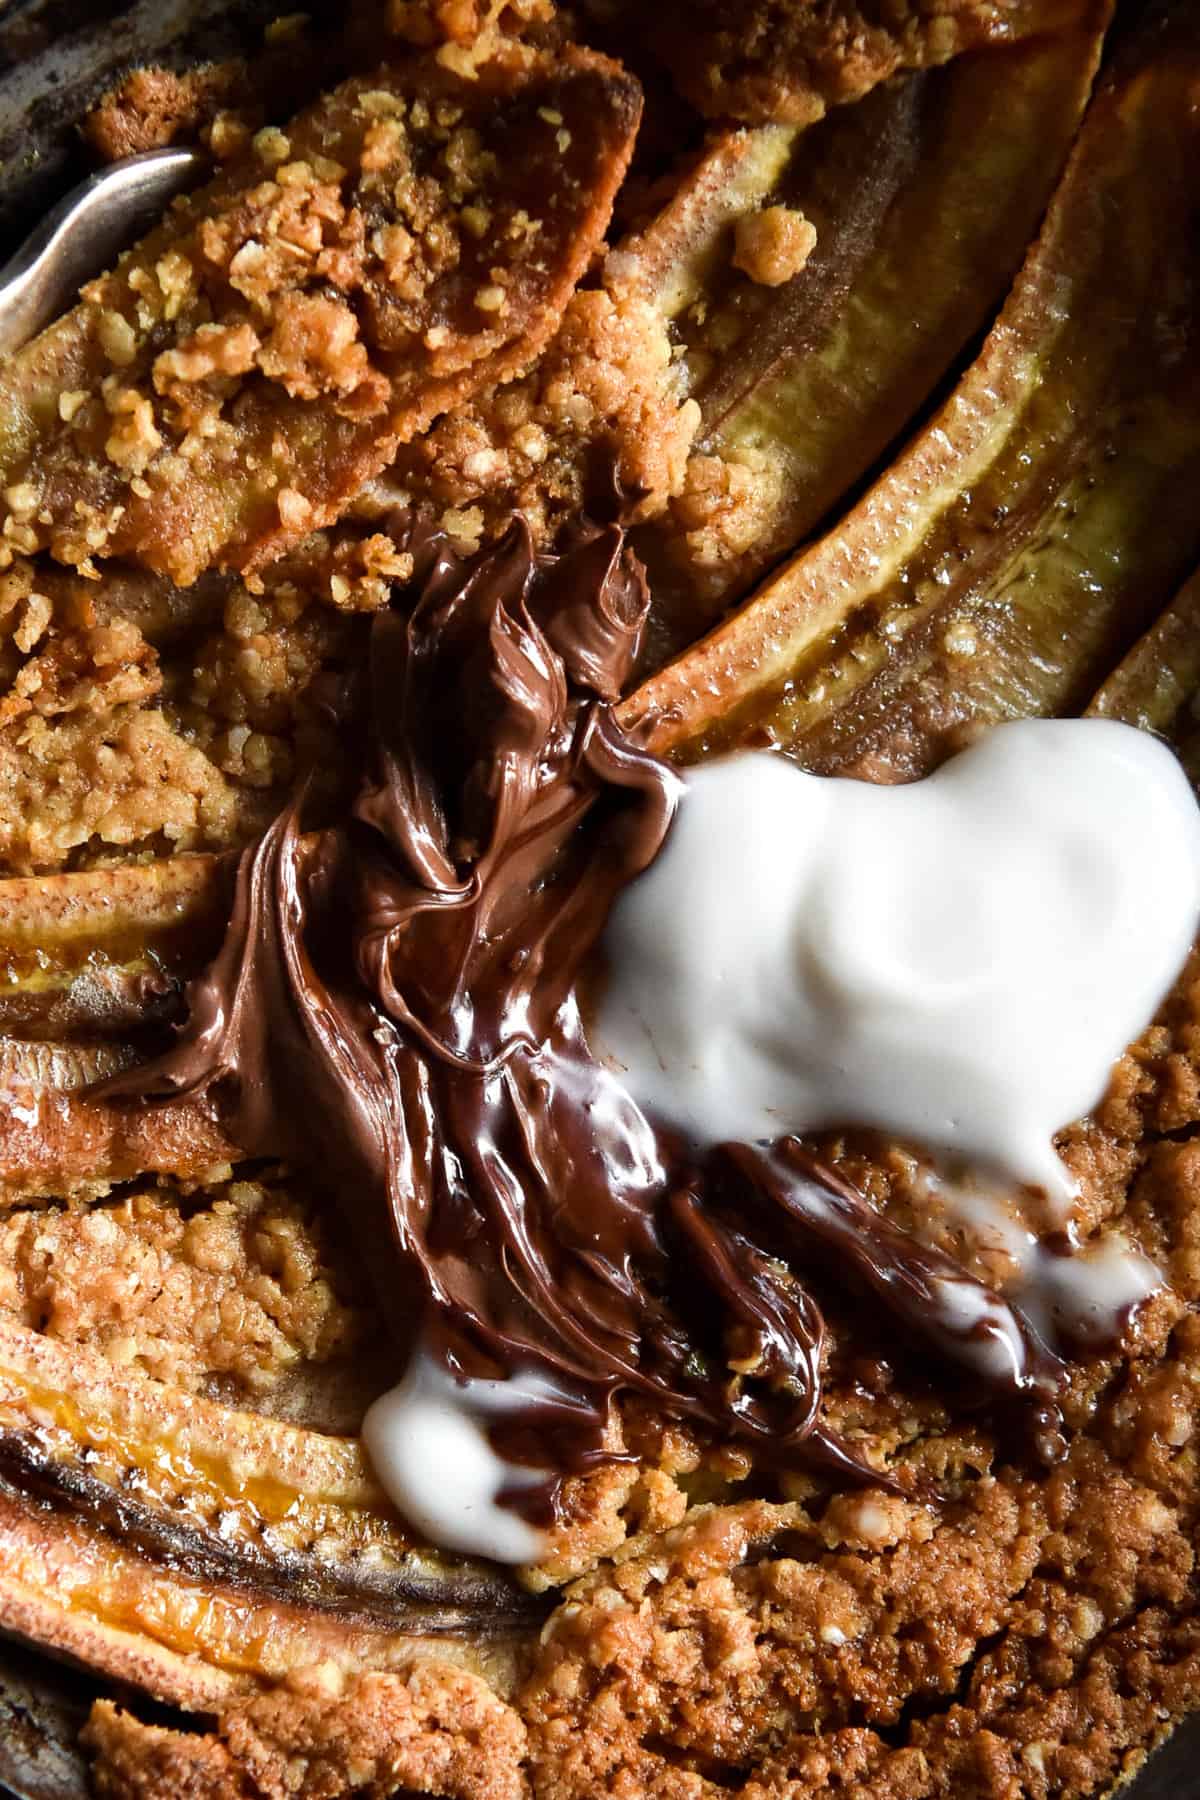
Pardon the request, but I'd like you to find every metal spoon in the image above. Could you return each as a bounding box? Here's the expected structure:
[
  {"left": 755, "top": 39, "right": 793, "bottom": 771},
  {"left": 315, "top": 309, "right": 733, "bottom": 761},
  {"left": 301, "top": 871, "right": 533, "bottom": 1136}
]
[{"left": 0, "top": 146, "right": 207, "bottom": 358}]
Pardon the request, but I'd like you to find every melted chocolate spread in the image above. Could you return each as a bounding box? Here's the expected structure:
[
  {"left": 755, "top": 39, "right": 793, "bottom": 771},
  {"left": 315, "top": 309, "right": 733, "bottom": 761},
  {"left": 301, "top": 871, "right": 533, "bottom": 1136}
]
[{"left": 99, "top": 518, "right": 1067, "bottom": 1523}]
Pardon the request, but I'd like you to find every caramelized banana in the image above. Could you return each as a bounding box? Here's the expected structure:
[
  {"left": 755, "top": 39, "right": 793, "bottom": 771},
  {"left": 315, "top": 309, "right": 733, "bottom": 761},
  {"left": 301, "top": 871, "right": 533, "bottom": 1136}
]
[
  {"left": 1088, "top": 567, "right": 1200, "bottom": 786},
  {"left": 0, "top": 1045, "right": 234, "bottom": 1202},
  {"left": 0, "top": 857, "right": 248, "bottom": 1196},
  {"left": 0, "top": 859, "right": 235, "bottom": 1193},
  {"left": 621, "top": 20, "right": 1200, "bottom": 775},
  {"left": 0, "top": 856, "right": 230, "bottom": 1037},
  {"left": 609, "top": 125, "right": 799, "bottom": 321},
  {"left": 0, "top": 1321, "right": 537, "bottom": 1631},
  {"left": 0, "top": 1485, "right": 526, "bottom": 1713},
  {"left": 0, "top": 49, "right": 640, "bottom": 586},
  {"left": 627, "top": 9, "right": 1111, "bottom": 658},
  {"left": 0, "top": 1306, "right": 537, "bottom": 1712}
]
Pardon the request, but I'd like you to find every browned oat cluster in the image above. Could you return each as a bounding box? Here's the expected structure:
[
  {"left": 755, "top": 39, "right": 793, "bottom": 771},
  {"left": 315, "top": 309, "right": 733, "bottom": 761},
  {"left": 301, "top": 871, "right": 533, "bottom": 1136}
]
[
  {"left": 0, "top": 2, "right": 1197, "bottom": 1798},
  {"left": 0, "top": 41, "right": 640, "bottom": 585},
  {"left": 386, "top": 283, "right": 701, "bottom": 546},
  {"left": 0, "top": 1178, "right": 368, "bottom": 1397},
  {"left": 732, "top": 203, "right": 817, "bottom": 285}
]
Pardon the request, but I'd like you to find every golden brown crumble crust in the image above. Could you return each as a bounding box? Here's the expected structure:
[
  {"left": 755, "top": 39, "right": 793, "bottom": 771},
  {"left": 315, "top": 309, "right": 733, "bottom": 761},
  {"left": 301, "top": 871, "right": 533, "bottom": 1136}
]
[
  {"left": 86, "top": 1664, "right": 529, "bottom": 1800},
  {"left": 0, "top": 1179, "right": 366, "bottom": 1397},
  {"left": 388, "top": 283, "right": 700, "bottom": 545},
  {"left": 0, "top": 542, "right": 367, "bottom": 873},
  {"left": 83, "top": 64, "right": 255, "bottom": 161}
]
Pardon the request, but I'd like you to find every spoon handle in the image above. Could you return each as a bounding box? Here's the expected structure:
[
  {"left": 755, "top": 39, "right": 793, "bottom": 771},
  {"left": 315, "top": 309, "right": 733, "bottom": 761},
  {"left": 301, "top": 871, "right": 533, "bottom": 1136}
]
[{"left": 0, "top": 146, "right": 206, "bottom": 359}]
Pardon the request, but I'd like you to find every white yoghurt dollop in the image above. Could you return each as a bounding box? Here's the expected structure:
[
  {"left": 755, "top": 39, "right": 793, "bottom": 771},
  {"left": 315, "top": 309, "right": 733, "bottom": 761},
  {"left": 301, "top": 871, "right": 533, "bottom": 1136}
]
[
  {"left": 596, "top": 719, "right": 1200, "bottom": 1203},
  {"left": 363, "top": 1352, "right": 550, "bottom": 1564}
]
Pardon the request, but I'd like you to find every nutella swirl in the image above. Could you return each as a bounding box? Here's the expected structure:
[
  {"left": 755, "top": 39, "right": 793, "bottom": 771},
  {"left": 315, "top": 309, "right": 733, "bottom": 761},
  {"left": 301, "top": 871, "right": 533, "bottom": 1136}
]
[{"left": 97, "top": 517, "right": 1066, "bottom": 1526}]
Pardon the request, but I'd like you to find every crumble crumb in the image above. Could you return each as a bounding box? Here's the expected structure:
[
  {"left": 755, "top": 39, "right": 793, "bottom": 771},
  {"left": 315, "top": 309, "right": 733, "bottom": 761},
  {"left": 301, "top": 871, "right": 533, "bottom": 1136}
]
[
  {"left": 0, "top": 1179, "right": 365, "bottom": 1395},
  {"left": 86, "top": 1663, "right": 528, "bottom": 1800},
  {"left": 82, "top": 63, "right": 253, "bottom": 161},
  {"left": 389, "top": 0, "right": 556, "bottom": 79},
  {"left": 664, "top": 444, "right": 788, "bottom": 596},
  {"left": 733, "top": 204, "right": 816, "bottom": 286},
  {"left": 388, "top": 282, "right": 700, "bottom": 544}
]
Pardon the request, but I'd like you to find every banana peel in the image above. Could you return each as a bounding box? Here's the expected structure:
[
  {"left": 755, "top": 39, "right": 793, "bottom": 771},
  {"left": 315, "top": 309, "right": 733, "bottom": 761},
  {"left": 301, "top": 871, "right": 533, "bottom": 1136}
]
[
  {"left": 621, "top": 20, "right": 1200, "bottom": 774},
  {"left": 1088, "top": 567, "right": 1200, "bottom": 787},
  {"left": 629, "top": 5, "right": 1112, "bottom": 658}
]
